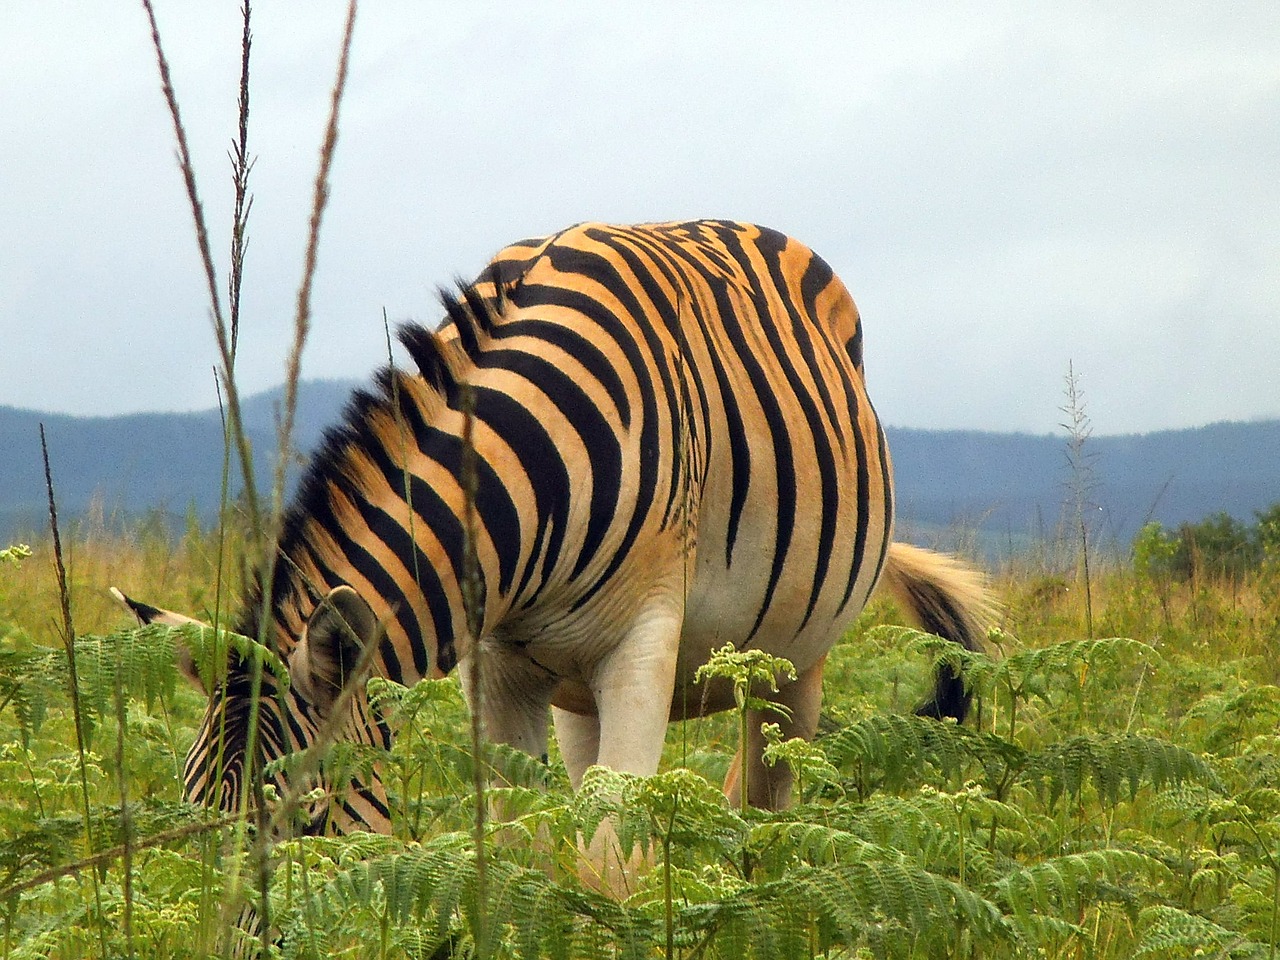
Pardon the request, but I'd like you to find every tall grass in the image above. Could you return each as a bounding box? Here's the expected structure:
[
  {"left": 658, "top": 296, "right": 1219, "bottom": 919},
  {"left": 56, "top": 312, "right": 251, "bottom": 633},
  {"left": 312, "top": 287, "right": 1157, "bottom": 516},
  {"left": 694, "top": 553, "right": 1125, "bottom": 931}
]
[{"left": 4, "top": 521, "right": 1280, "bottom": 956}]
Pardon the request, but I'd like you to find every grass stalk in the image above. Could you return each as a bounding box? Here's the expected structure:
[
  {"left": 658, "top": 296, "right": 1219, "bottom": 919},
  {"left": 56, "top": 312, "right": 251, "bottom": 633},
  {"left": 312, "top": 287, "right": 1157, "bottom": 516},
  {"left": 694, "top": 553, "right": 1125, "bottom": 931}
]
[
  {"left": 139, "top": 0, "right": 262, "bottom": 541},
  {"left": 40, "top": 424, "right": 109, "bottom": 960},
  {"left": 459, "top": 375, "right": 489, "bottom": 959},
  {"left": 1061, "top": 360, "right": 1097, "bottom": 639},
  {"left": 141, "top": 2, "right": 359, "bottom": 950},
  {"left": 247, "top": 6, "right": 357, "bottom": 951},
  {"left": 228, "top": 1, "right": 254, "bottom": 366}
]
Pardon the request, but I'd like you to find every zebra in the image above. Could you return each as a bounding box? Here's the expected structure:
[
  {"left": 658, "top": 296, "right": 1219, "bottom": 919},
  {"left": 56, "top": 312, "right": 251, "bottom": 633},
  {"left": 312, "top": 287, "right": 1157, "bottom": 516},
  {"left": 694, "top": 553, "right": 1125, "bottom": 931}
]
[{"left": 116, "top": 219, "right": 993, "bottom": 834}]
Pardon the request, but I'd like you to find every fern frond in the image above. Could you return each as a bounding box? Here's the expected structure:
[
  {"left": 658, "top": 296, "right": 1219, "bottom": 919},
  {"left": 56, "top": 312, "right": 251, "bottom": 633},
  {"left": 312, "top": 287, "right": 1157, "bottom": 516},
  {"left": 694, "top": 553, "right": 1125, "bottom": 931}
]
[
  {"left": 283, "top": 831, "right": 651, "bottom": 960},
  {"left": 0, "top": 646, "right": 59, "bottom": 745},
  {"left": 1023, "top": 733, "right": 1219, "bottom": 807},
  {"left": 368, "top": 674, "right": 466, "bottom": 723},
  {"left": 968, "top": 635, "right": 1161, "bottom": 708},
  {"left": 483, "top": 740, "right": 563, "bottom": 790},
  {"left": 995, "top": 848, "right": 1169, "bottom": 922},
  {"left": 630, "top": 768, "right": 746, "bottom": 851},
  {"left": 746, "top": 819, "right": 889, "bottom": 873},
  {"left": 1183, "top": 684, "right": 1280, "bottom": 756},
  {"left": 1135, "top": 904, "right": 1264, "bottom": 958},
  {"left": 735, "top": 857, "right": 1011, "bottom": 957},
  {"left": 821, "top": 712, "right": 972, "bottom": 793}
]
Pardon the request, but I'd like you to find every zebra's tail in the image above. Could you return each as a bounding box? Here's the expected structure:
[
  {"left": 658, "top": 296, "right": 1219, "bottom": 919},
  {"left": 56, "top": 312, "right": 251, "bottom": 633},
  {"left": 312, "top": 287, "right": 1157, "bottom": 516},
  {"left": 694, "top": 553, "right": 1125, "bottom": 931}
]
[{"left": 877, "top": 541, "right": 998, "bottom": 723}]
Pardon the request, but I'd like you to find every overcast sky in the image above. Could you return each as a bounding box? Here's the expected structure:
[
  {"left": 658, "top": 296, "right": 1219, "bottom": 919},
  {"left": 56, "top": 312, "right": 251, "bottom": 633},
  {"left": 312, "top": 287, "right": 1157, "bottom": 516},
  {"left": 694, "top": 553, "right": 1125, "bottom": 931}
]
[{"left": 4, "top": 2, "right": 1278, "bottom": 435}]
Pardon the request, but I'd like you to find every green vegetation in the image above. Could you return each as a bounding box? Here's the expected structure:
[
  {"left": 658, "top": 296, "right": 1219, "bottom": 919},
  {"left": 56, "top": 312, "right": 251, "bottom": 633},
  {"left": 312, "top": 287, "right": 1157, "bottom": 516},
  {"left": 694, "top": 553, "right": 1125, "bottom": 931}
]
[
  {"left": 2, "top": 517, "right": 1280, "bottom": 958},
  {"left": 1135, "top": 504, "right": 1280, "bottom": 584}
]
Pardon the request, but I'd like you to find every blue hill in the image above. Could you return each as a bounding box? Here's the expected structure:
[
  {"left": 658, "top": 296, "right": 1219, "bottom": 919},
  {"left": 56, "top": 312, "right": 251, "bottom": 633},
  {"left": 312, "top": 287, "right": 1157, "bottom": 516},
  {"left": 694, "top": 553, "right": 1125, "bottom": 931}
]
[{"left": 2, "top": 382, "right": 1276, "bottom": 559}]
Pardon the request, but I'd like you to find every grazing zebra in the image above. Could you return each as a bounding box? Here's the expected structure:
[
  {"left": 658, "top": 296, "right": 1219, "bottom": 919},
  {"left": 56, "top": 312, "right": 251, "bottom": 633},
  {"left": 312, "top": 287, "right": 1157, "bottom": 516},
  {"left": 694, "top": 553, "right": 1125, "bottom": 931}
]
[{"left": 117, "top": 219, "right": 993, "bottom": 833}]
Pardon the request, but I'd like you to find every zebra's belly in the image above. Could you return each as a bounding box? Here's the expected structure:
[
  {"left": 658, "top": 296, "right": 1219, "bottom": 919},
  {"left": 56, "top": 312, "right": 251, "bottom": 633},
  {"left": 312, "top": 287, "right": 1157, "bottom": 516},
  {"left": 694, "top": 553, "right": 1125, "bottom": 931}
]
[
  {"left": 546, "top": 610, "right": 852, "bottom": 721},
  {"left": 543, "top": 550, "right": 871, "bottom": 721}
]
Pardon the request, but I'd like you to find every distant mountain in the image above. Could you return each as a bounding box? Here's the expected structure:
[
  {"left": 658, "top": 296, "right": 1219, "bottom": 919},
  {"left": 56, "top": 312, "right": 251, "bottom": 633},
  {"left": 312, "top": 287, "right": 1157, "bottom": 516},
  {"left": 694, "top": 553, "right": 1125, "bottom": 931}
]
[
  {"left": 0, "top": 380, "right": 356, "bottom": 541},
  {"left": 2, "top": 381, "right": 1277, "bottom": 557},
  {"left": 889, "top": 421, "right": 1280, "bottom": 554}
]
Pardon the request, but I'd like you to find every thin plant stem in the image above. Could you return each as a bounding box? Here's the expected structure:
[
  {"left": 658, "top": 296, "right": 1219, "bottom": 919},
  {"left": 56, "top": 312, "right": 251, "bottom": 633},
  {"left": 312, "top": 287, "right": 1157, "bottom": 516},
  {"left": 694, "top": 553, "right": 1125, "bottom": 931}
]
[
  {"left": 139, "top": 0, "right": 262, "bottom": 540},
  {"left": 227, "top": 3, "right": 355, "bottom": 951},
  {"left": 459, "top": 375, "right": 489, "bottom": 959},
  {"left": 113, "top": 632, "right": 136, "bottom": 960},
  {"left": 40, "top": 424, "right": 108, "bottom": 960},
  {"left": 228, "top": 1, "right": 254, "bottom": 365}
]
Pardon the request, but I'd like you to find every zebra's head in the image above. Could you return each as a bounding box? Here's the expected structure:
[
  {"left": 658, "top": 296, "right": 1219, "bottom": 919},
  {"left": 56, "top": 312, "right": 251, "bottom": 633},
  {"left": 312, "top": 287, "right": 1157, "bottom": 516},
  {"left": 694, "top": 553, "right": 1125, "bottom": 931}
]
[{"left": 112, "top": 585, "right": 392, "bottom": 836}]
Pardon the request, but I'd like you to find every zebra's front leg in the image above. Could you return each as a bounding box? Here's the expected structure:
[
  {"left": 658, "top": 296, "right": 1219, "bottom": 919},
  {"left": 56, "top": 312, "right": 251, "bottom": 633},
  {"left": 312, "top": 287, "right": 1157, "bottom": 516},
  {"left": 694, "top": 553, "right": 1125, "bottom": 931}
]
[
  {"left": 552, "top": 706, "right": 601, "bottom": 791},
  {"left": 577, "top": 607, "right": 682, "bottom": 895},
  {"left": 461, "top": 639, "right": 557, "bottom": 778}
]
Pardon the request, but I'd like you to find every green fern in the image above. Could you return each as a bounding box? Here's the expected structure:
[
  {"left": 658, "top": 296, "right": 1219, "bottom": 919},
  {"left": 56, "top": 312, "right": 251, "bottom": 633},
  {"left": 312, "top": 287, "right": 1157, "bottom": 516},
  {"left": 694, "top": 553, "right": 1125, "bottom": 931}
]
[
  {"left": 279, "top": 831, "right": 651, "bottom": 960},
  {"left": 1183, "top": 684, "right": 1280, "bottom": 757},
  {"left": 0, "top": 646, "right": 58, "bottom": 748},
  {"left": 728, "top": 856, "right": 1010, "bottom": 958},
  {"left": 1023, "top": 732, "right": 1219, "bottom": 808},
  {"left": 994, "top": 848, "right": 1169, "bottom": 923},
  {"left": 820, "top": 712, "right": 972, "bottom": 797},
  {"left": 968, "top": 634, "right": 1162, "bottom": 738},
  {"left": 1135, "top": 904, "right": 1265, "bottom": 957}
]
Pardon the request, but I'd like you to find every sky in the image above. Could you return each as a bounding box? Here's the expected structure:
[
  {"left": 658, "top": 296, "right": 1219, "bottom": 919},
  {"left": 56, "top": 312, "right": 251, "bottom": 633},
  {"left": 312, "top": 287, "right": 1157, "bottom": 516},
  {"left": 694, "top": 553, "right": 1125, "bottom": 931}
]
[{"left": 3, "top": 2, "right": 1278, "bottom": 436}]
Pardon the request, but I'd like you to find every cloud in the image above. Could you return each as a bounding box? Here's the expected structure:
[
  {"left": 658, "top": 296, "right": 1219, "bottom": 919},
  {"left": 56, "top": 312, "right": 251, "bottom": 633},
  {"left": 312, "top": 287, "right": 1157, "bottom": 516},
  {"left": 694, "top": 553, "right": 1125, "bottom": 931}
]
[{"left": 2, "top": 2, "right": 1277, "bottom": 434}]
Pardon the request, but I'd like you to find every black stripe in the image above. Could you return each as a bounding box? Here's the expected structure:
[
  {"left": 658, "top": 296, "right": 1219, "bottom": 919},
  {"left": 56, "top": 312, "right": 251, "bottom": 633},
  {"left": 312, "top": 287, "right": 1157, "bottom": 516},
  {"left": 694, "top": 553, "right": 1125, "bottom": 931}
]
[
  {"left": 489, "top": 317, "right": 632, "bottom": 430},
  {"left": 758, "top": 229, "right": 847, "bottom": 458},
  {"left": 840, "top": 396, "right": 872, "bottom": 614},
  {"left": 313, "top": 477, "right": 443, "bottom": 679},
  {"left": 873, "top": 416, "right": 894, "bottom": 586},
  {"left": 702, "top": 277, "right": 758, "bottom": 564},
  {"left": 472, "top": 386, "right": 572, "bottom": 603},
  {"left": 478, "top": 347, "right": 622, "bottom": 579},
  {"left": 709, "top": 225, "right": 803, "bottom": 638},
  {"left": 795, "top": 256, "right": 866, "bottom": 468},
  {"left": 359, "top": 416, "right": 467, "bottom": 598},
  {"left": 637, "top": 238, "right": 773, "bottom": 557},
  {"left": 342, "top": 776, "right": 392, "bottom": 825},
  {"left": 393, "top": 382, "right": 523, "bottom": 599},
  {"left": 798, "top": 250, "right": 834, "bottom": 322},
  {"left": 533, "top": 247, "right": 665, "bottom": 601},
  {"left": 607, "top": 227, "right": 717, "bottom": 525},
  {"left": 750, "top": 227, "right": 845, "bottom": 628}
]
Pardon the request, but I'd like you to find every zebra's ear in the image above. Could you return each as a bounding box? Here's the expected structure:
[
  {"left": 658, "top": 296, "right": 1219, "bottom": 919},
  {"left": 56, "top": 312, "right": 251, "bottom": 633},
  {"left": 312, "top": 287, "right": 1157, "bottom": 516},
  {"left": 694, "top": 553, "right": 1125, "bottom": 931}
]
[
  {"left": 109, "top": 587, "right": 207, "bottom": 694},
  {"left": 290, "top": 586, "right": 378, "bottom": 716}
]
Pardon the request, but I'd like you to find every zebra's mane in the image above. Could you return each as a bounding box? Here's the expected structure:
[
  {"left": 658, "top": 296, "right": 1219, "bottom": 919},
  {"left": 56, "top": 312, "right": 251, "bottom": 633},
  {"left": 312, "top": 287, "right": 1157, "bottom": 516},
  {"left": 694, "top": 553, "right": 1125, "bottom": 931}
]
[{"left": 234, "top": 280, "right": 510, "bottom": 654}]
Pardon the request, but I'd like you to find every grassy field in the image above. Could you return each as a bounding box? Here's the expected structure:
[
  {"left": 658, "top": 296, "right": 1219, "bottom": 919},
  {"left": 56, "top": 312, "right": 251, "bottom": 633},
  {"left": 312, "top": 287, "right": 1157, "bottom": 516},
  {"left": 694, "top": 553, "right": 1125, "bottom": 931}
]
[
  {"left": 10, "top": 9, "right": 1276, "bottom": 955},
  {"left": 2, "top": 519, "right": 1279, "bottom": 959}
]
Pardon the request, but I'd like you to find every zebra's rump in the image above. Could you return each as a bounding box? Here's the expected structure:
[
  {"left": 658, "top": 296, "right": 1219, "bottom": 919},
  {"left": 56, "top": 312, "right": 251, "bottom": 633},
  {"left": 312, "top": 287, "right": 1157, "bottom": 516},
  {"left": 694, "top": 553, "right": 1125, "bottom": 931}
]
[{"left": 441, "top": 220, "right": 894, "bottom": 691}]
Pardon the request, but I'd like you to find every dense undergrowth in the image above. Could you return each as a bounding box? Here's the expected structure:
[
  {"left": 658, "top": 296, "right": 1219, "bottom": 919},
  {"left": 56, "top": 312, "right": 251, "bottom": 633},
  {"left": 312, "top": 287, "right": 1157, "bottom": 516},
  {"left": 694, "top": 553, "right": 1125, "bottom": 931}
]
[{"left": 3, "top": 518, "right": 1280, "bottom": 958}]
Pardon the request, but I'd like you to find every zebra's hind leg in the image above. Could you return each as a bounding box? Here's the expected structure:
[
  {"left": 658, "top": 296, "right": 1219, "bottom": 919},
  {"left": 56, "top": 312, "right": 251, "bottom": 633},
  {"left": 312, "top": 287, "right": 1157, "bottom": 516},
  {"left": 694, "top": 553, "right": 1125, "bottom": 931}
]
[{"left": 721, "top": 653, "right": 826, "bottom": 810}]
